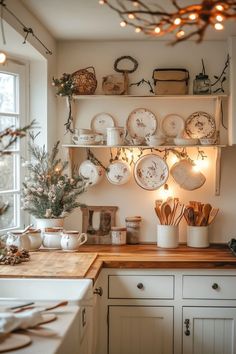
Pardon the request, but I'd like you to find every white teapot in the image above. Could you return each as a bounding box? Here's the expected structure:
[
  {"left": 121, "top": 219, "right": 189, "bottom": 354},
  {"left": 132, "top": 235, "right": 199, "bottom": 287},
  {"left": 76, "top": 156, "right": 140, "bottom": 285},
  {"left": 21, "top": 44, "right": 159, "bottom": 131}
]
[
  {"left": 61, "top": 231, "right": 87, "bottom": 251},
  {"left": 6, "top": 231, "right": 31, "bottom": 251}
]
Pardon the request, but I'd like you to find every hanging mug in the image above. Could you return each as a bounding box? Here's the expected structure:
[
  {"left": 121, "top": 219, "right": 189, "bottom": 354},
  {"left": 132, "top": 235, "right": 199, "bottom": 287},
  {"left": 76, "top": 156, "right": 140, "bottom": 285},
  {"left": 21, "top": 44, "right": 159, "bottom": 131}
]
[{"left": 106, "top": 127, "right": 125, "bottom": 146}]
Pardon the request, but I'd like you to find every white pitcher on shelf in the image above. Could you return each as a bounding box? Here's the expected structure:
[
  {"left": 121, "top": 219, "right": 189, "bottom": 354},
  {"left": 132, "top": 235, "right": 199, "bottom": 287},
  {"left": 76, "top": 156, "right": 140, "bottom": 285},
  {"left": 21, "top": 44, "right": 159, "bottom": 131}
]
[{"left": 106, "top": 127, "right": 126, "bottom": 146}]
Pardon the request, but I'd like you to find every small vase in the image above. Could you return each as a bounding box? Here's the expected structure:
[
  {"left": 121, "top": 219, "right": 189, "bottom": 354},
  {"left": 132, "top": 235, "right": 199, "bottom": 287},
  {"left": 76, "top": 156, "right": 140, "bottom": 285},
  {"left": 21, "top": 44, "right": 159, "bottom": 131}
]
[{"left": 35, "top": 218, "right": 64, "bottom": 231}]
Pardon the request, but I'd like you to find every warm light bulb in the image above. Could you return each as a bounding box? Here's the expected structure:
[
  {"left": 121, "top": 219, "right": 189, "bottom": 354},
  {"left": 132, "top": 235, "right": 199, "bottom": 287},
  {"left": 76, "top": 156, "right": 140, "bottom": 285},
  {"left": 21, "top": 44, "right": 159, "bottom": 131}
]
[
  {"left": 216, "top": 14, "right": 224, "bottom": 22},
  {"left": 176, "top": 30, "right": 185, "bottom": 38},
  {"left": 98, "top": 0, "right": 105, "bottom": 4},
  {"left": 135, "top": 27, "right": 141, "bottom": 33},
  {"left": 192, "top": 159, "right": 209, "bottom": 172},
  {"left": 159, "top": 184, "right": 173, "bottom": 201},
  {"left": 128, "top": 13, "right": 135, "bottom": 19},
  {"left": 214, "top": 22, "right": 224, "bottom": 30},
  {"left": 215, "top": 4, "right": 224, "bottom": 11},
  {"left": 0, "top": 52, "right": 7, "bottom": 64},
  {"left": 120, "top": 21, "right": 127, "bottom": 27},
  {"left": 132, "top": 1, "right": 139, "bottom": 7},
  {"left": 189, "top": 13, "right": 198, "bottom": 20},
  {"left": 169, "top": 155, "right": 179, "bottom": 166},
  {"left": 174, "top": 18, "right": 182, "bottom": 25},
  {"left": 154, "top": 26, "right": 161, "bottom": 34}
]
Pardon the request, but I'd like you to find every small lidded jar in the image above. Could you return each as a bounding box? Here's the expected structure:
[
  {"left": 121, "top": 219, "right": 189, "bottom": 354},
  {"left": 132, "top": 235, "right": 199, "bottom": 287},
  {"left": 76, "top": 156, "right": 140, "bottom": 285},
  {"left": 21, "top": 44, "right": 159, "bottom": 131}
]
[
  {"left": 125, "top": 216, "right": 142, "bottom": 244},
  {"left": 42, "top": 227, "right": 63, "bottom": 249},
  {"left": 193, "top": 73, "right": 211, "bottom": 94},
  {"left": 111, "top": 227, "right": 127, "bottom": 245}
]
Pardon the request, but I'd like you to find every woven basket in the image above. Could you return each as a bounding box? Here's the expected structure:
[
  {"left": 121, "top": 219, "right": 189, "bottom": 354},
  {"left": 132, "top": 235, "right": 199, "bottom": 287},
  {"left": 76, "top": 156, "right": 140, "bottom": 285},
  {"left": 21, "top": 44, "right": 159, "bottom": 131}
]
[{"left": 72, "top": 66, "right": 97, "bottom": 95}]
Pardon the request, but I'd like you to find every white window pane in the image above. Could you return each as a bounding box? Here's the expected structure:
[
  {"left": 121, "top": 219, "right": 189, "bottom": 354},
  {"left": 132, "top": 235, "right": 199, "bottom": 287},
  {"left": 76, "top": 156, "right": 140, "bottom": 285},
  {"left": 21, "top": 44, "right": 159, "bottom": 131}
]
[
  {"left": 0, "top": 155, "right": 15, "bottom": 191},
  {"left": 0, "top": 73, "right": 16, "bottom": 113},
  {"left": 0, "top": 193, "right": 18, "bottom": 230},
  {"left": 0, "top": 115, "right": 19, "bottom": 151}
]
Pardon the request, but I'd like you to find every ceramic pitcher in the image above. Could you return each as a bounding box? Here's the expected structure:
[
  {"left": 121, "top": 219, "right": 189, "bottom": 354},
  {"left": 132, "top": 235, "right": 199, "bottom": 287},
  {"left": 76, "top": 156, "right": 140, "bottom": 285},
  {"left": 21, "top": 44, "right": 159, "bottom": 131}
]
[
  {"left": 106, "top": 127, "right": 125, "bottom": 146},
  {"left": 61, "top": 231, "right": 87, "bottom": 251},
  {"left": 6, "top": 231, "right": 31, "bottom": 250}
]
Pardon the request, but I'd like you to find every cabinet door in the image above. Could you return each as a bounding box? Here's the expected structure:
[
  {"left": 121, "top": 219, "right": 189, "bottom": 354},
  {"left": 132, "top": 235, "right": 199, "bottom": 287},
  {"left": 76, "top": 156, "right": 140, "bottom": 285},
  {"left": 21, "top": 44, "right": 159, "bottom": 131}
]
[
  {"left": 183, "top": 307, "right": 236, "bottom": 354},
  {"left": 109, "top": 306, "right": 173, "bottom": 354}
]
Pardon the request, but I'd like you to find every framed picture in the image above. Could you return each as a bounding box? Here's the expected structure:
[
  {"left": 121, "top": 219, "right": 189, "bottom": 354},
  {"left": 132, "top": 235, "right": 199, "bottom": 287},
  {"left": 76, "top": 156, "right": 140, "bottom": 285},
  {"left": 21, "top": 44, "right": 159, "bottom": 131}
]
[{"left": 80, "top": 205, "right": 118, "bottom": 244}]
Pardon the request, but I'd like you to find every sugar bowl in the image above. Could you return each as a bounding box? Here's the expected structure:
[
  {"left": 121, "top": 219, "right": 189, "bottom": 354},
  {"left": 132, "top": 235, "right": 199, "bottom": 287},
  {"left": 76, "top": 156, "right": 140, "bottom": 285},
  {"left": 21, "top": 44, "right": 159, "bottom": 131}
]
[
  {"left": 6, "top": 230, "right": 31, "bottom": 251},
  {"left": 41, "top": 227, "right": 63, "bottom": 249}
]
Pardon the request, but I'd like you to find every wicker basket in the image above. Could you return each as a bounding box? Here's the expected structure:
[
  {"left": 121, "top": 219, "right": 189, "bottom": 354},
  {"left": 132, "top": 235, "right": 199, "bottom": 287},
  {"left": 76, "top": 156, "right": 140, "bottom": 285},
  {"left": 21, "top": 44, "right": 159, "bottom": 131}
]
[{"left": 72, "top": 66, "right": 97, "bottom": 95}]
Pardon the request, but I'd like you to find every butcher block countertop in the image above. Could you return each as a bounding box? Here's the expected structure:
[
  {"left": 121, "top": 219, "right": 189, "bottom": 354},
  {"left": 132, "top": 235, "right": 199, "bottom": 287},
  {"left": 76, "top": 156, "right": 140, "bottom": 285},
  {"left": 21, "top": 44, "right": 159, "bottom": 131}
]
[{"left": 0, "top": 244, "right": 236, "bottom": 281}]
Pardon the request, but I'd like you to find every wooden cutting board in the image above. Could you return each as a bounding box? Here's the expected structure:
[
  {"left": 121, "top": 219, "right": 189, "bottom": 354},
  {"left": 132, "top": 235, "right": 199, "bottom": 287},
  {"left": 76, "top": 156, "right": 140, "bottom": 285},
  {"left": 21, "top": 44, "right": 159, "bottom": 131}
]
[
  {"left": 0, "top": 334, "right": 31, "bottom": 352},
  {"left": 0, "top": 252, "right": 97, "bottom": 278}
]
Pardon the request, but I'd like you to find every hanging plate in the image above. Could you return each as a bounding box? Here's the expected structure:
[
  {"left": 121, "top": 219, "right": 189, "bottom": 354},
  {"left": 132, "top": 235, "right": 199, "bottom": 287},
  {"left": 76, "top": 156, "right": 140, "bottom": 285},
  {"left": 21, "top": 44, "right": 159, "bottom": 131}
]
[
  {"left": 126, "top": 108, "right": 158, "bottom": 139},
  {"left": 185, "top": 111, "right": 216, "bottom": 139},
  {"left": 106, "top": 161, "right": 131, "bottom": 185},
  {"left": 90, "top": 112, "right": 115, "bottom": 136},
  {"left": 79, "top": 160, "right": 104, "bottom": 186},
  {"left": 134, "top": 154, "right": 169, "bottom": 191}
]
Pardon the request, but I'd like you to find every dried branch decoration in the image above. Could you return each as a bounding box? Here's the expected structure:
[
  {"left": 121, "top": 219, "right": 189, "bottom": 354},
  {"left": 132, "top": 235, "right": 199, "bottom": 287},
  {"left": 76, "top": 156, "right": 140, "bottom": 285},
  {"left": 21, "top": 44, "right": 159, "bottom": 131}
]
[{"left": 100, "top": 0, "right": 236, "bottom": 44}]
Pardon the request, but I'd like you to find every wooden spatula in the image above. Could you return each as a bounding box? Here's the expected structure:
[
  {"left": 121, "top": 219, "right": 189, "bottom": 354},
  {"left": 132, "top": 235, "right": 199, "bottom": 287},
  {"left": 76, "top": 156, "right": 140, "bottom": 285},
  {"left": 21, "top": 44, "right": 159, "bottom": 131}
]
[
  {"left": 208, "top": 208, "right": 219, "bottom": 225},
  {"left": 201, "top": 203, "right": 212, "bottom": 226}
]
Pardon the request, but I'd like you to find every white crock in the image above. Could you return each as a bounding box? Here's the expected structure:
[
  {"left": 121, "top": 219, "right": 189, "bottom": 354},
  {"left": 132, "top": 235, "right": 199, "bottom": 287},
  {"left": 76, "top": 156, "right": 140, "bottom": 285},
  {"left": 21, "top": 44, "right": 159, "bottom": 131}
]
[{"left": 6, "top": 231, "right": 31, "bottom": 251}]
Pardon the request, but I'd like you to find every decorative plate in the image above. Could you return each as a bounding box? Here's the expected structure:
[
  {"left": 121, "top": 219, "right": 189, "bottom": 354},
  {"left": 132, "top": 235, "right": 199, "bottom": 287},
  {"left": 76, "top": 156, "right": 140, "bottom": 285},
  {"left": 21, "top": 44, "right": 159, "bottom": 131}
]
[
  {"left": 106, "top": 161, "right": 131, "bottom": 185},
  {"left": 126, "top": 108, "right": 158, "bottom": 139},
  {"left": 90, "top": 112, "right": 115, "bottom": 136},
  {"left": 79, "top": 160, "right": 104, "bottom": 186},
  {"left": 134, "top": 154, "right": 169, "bottom": 191},
  {"left": 161, "top": 113, "right": 185, "bottom": 138},
  {"left": 185, "top": 111, "right": 216, "bottom": 139}
]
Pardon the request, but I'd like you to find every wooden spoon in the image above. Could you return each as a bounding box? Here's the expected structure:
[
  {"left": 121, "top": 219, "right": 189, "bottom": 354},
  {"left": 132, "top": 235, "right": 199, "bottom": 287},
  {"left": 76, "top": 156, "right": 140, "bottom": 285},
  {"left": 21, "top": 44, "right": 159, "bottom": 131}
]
[
  {"left": 208, "top": 208, "right": 219, "bottom": 225},
  {"left": 201, "top": 203, "right": 212, "bottom": 226},
  {"left": 163, "top": 203, "right": 172, "bottom": 225}
]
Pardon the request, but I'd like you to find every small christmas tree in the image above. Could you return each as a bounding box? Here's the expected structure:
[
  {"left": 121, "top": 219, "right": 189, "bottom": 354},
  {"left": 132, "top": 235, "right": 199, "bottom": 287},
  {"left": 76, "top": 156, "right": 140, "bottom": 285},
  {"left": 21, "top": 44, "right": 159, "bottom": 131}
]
[{"left": 22, "top": 140, "right": 87, "bottom": 219}]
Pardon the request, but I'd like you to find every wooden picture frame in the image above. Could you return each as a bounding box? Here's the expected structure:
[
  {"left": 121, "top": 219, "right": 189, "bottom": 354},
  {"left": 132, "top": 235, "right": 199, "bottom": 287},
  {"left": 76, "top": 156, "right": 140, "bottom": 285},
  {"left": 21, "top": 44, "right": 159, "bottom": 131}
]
[{"left": 80, "top": 205, "right": 118, "bottom": 244}]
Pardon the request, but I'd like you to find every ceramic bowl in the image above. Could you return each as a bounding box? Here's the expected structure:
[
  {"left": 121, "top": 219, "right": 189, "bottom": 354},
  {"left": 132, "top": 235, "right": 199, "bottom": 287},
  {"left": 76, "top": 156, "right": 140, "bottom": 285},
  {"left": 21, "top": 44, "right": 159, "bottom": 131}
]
[
  {"left": 173, "top": 138, "right": 199, "bottom": 146},
  {"left": 199, "top": 138, "right": 216, "bottom": 145}
]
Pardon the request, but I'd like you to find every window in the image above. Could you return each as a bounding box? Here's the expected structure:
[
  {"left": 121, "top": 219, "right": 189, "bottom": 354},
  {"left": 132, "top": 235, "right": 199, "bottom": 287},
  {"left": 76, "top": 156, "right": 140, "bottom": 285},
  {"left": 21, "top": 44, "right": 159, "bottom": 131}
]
[{"left": 0, "top": 62, "right": 27, "bottom": 232}]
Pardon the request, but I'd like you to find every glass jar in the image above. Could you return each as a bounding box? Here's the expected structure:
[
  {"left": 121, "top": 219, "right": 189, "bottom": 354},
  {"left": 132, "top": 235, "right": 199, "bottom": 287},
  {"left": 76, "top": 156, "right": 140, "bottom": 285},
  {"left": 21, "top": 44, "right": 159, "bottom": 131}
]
[
  {"left": 193, "top": 73, "right": 211, "bottom": 94},
  {"left": 125, "top": 216, "right": 142, "bottom": 244}
]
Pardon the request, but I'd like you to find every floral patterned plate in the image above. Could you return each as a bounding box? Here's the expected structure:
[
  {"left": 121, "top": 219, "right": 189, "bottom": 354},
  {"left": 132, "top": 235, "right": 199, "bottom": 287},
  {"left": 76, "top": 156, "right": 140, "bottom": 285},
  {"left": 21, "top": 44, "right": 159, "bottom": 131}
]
[
  {"left": 134, "top": 154, "right": 169, "bottom": 191},
  {"left": 161, "top": 113, "right": 185, "bottom": 138},
  {"left": 79, "top": 160, "right": 104, "bottom": 186},
  {"left": 185, "top": 111, "right": 216, "bottom": 139},
  {"left": 90, "top": 112, "right": 115, "bottom": 136},
  {"left": 106, "top": 161, "right": 131, "bottom": 185},
  {"left": 126, "top": 108, "right": 158, "bottom": 139}
]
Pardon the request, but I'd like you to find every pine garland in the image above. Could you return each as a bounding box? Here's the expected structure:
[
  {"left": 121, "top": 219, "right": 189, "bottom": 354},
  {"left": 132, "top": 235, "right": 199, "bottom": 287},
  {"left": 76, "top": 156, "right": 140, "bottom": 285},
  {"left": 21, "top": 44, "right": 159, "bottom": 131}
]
[{"left": 22, "top": 140, "right": 87, "bottom": 219}]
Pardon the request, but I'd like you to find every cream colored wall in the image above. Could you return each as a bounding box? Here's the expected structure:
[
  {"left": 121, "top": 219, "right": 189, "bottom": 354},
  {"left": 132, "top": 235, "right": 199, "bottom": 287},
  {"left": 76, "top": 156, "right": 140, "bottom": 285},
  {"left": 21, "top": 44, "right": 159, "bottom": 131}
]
[{"left": 57, "top": 40, "right": 236, "bottom": 243}]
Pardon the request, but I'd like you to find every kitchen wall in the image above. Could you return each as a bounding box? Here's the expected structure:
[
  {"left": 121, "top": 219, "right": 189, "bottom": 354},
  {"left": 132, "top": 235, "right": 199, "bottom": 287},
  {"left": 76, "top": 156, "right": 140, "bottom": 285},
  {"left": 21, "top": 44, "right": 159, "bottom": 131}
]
[{"left": 56, "top": 40, "right": 236, "bottom": 243}]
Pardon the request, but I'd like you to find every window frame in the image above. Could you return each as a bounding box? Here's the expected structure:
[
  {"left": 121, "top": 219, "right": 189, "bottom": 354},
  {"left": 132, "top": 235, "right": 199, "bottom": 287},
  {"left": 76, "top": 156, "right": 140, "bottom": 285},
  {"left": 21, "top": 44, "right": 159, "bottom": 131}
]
[{"left": 0, "top": 60, "right": 29, "bottom": 232}]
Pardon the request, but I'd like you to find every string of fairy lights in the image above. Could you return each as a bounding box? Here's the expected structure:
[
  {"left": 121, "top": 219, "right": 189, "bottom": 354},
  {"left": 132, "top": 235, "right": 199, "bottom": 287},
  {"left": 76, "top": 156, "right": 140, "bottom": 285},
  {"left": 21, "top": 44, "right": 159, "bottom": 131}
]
[{"left": 99, "top": 0, "right": 236, "bottom": 44}]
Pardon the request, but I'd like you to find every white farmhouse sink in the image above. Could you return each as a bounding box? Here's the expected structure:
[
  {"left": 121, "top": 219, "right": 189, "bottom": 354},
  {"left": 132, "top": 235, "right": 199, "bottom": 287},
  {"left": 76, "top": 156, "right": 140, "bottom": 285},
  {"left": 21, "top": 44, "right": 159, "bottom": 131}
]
[{"left": 0, "top": 278, "right": 93, "bottom": 305}]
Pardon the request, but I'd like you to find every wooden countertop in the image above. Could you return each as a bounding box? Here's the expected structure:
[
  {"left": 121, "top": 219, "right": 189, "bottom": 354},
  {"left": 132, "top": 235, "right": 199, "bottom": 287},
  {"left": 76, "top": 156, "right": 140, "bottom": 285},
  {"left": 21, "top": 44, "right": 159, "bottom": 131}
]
[{"left": 0, "top": 244, "right": 235, "bottom": 281}]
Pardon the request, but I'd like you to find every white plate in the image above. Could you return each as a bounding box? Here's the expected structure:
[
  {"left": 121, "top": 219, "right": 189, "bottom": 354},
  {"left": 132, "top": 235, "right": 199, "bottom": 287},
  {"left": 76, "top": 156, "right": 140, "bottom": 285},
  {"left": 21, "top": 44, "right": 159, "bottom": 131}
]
[
  {"left": 90, "top": 112, "right": 115, "bottom": 136},
  {"left": 185, "top": 111, "right": 216, "bottom": 139},
  {"left": 79, "top": 160, "right": 104, "bottom": 186},
  {"left": 161, "top": 113, "right": 185, "bottom": 138},
  {"left": 134, "top": 154, "right": 169, "bottom": 191},
  {"left": 126, "top": 108, "right": 158, "bottom": 139},
  {"left": 106, "top": 161, "right": 131, "bottom": 185}
]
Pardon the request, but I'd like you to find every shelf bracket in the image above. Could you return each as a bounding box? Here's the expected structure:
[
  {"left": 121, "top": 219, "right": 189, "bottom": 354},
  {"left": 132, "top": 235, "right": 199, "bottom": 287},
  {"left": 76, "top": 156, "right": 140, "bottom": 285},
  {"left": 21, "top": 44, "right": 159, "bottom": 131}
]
[{"left": 215, "top": 146, "right": 221, "bottom": 196}]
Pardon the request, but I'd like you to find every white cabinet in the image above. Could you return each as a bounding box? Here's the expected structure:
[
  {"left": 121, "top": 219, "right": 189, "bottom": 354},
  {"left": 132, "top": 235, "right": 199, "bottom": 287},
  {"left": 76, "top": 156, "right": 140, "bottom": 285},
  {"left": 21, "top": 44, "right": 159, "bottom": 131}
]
[
  {"left": 109, "top": 306, "right": 173, "bottom": 354},
  {"left": 95, "top": 269, "right": 236, "bottom": 354},
  {"left": 183, "top": 307, "right": 236, "bottom": 354}
]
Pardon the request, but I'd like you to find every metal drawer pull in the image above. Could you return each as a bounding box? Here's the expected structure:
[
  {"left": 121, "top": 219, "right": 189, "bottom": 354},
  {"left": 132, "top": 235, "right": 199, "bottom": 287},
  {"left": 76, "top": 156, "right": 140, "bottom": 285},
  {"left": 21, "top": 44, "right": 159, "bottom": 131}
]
[
  {"left": 212, "top": 283, "right": 219, "bottom": 290},
  {"left": 94, "top": 287, "right": 103, "bottom": 296},
  {"left": 184, "top": 319, "right": 190, "bottom": 336},
  {"left": 82, "top": 308, "right": 86, "bottom": 327},
  {"left": 137, "top": 283, "right": 144, "bottom": 290}
]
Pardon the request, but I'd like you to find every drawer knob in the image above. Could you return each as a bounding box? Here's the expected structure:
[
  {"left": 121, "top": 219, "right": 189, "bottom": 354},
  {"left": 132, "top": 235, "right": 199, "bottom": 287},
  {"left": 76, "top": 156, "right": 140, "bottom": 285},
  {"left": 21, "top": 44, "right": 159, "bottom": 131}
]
[
  {"left": 93, "top": 287, "right": 103, "bottom": 296},
  {"left": 212, "top": 283, "right": 219, "bottom": 290},
  {"left": 137, "top": 283, "right": 144, "bottom": 290}
]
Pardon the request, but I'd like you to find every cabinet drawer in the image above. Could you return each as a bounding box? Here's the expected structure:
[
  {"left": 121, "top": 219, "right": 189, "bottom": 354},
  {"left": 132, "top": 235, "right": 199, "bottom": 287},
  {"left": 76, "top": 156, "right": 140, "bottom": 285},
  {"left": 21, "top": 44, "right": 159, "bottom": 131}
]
[
  {"left": 183, "top": 275, "right": 236, "bottom": 299},
  {"left": 108, "top": 275, "right": 174, "bottom": 299}
]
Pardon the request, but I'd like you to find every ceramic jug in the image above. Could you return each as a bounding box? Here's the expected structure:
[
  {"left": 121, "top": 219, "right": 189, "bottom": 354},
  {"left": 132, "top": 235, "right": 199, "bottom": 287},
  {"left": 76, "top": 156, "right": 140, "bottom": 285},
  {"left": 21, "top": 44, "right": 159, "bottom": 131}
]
[
  {"left": 6, "top": 231, "right": 31, "bottom": 250},
  {"left": 61, "top": 231, "right": 87, "bottom": 251},
  {"left": 106, "top": 127, "right": 125, "bottom": 146}
]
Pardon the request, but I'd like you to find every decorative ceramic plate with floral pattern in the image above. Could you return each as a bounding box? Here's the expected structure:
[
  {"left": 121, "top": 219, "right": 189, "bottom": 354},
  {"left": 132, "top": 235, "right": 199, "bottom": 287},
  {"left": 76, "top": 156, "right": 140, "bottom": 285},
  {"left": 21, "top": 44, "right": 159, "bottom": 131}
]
[
  {"left": 185, "top": 111, "right": 216, "bottom": 139},
  {"left": 90, "top": 112, "right": 115, "bottom": 136},
  {"left": 161, "top": 113, "right": 185, "bottom": 138},
  {"left": 106, "top": 161, "right": 131, "bottom": 185},
  {"left": 134, "top": 154, "right": 169, "bottom": 190},
  {"left": 126, "top": 108, "right": 158, "bottom": 139}
]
